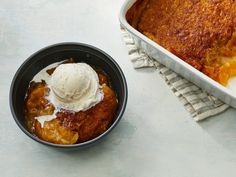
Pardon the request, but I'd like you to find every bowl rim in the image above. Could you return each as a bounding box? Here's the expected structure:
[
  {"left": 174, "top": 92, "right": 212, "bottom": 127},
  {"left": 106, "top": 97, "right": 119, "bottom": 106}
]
[{"left": 9, "top": 42, "right": 128, "bottom": 149}]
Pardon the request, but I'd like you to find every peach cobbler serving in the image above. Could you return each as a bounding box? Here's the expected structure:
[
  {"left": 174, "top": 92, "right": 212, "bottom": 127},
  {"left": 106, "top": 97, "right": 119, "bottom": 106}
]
[
  {"left": 127, "top": 0, "right": 236, "bottom": 86},
  {"left": 24, "top": 59, "right": 118, "bottom": 145}
]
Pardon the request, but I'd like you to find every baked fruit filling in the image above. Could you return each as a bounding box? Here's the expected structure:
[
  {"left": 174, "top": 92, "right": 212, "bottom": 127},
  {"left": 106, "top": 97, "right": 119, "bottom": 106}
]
[
  {"left": 127, "top": 0, "right": 236, "bottom": 86},
  {"left": 25, "top": 64, "right": 118, "bottom": 145}
]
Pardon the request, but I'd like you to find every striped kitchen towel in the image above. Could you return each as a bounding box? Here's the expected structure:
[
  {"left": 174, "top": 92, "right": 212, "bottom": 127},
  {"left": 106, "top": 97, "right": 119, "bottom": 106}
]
[{"left": 121, "top": 28, "right": 229, "bottom": 121}]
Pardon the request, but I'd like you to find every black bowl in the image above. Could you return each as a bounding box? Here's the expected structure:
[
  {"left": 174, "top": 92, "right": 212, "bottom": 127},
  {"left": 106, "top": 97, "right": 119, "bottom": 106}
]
[{"left": 10, "top": 42, "right": 128, "bottom": 149}]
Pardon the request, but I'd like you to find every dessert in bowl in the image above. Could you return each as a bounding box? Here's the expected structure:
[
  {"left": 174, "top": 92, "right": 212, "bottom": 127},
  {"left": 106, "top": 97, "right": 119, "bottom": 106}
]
[{"left": 10, "top": 43, "right": 127, "bottom": 148}]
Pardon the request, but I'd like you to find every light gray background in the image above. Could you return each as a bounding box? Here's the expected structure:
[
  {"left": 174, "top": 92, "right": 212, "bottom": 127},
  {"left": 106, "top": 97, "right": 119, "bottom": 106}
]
[{"left": 1, "top": 0, "right": 236, "bottom": 177}]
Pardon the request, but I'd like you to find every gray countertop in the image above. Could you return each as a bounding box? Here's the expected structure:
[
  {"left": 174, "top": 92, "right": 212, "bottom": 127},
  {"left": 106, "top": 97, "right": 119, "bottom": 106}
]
[{"left": 1, "top": 1, "right": 236, "bottom": 177}]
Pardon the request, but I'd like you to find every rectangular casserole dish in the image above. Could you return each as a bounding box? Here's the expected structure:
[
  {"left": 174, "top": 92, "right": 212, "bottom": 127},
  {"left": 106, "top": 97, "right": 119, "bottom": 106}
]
[{"left": 119, "top": 0, "right": 236, "bottom": 108}]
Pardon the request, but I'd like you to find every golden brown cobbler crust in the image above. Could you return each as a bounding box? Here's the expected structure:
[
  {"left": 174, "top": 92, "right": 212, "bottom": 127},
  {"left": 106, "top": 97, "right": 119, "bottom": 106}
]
[{"left": 127, "top": 0, "right": 236, "bottom": 85}]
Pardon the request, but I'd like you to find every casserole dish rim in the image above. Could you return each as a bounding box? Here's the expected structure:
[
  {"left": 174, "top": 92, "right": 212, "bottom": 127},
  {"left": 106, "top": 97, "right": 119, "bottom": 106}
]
[{"left": 119, "top": 0, "right": 236, "bottom": 108}]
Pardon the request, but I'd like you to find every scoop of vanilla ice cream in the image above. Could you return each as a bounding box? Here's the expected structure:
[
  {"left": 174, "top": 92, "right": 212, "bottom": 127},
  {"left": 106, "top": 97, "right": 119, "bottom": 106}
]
[{"left": 49, "top": 63, "right": 104, "bottom": 112}]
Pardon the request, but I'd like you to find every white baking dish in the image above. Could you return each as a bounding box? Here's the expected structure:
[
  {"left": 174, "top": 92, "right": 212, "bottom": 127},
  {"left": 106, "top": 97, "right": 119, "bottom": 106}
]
[{"left": 119, "top": 0, "right": 236, "bottom": 108}]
